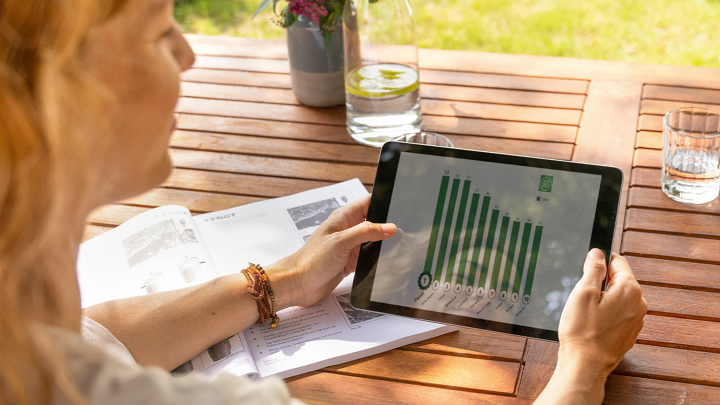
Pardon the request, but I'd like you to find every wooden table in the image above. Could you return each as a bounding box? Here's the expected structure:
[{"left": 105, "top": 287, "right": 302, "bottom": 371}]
[{"left": 84, "top": 34, "right": 720, "bottom": 404}]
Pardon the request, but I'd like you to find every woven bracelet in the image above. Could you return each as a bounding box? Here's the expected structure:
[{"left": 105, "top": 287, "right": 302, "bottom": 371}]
[{"left": 241, "top": 263, "right": 279, "bottom": 328}]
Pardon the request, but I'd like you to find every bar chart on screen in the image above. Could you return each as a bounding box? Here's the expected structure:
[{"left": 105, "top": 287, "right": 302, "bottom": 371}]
[{"left": 417, "top": 173, "right": 544, "bottom": 306}]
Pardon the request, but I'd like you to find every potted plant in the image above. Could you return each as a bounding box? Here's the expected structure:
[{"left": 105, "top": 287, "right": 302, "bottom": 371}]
[{"left": 254, "top": 0, "right": 347, "bottom": 107}]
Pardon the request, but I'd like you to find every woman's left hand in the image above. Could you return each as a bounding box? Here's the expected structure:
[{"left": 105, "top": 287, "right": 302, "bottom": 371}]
[{"left": 266, "top": 194, "right": 396, "bottom": 309}]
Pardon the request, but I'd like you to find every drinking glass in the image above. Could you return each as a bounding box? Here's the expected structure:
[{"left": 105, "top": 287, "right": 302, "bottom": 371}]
[
  {"left": 394, "top": 132, "right": 454, "bottom": 148},
  {"left": 662, "top": 107, "right": 720, "bottom": 204},
  {"left": 343, "top": 0, "right": 421, "bottom": 147}
]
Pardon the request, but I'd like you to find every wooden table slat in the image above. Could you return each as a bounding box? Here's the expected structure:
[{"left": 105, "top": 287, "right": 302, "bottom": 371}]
[
  {"left": 622, "top": 231, "right": 720, "bottom": 263},
  {"left": 637, "top": 114, "right": 664, "bottom": 132},
  {"left": 622, "top": 230, "right": 720, "bottom": 264},
  {"left": 436, "top": 135, "right": 574, "bottom": 160},
  {"left": 641, "top": 99, "right": 720, "bottom": 116},
  {"left": 323, "top": 350, "right": 521, "bottom": 394},
  {"left": 169, "top": 148, "right": 377, "bottom": 184},
  {"left": 626, "top": 256, "right": 720, "bottom": 292},
  {"left": 421, "top": 83, "right": 586, "bottom": 109},
  {"left": 625, "top": 207, "right": 720, "bottom": 238},
  {"left": 635, "top": 131, "right": 662, "bottom": 150},
  {"left": 423, "top": 115, "right": 577, "bottom": 143},
  {"left": 183, "top": 68, "right": 291, "bottom": 89},
  {"left": 185, "top": 35, "right": 287, "bottom": 59},
  {"left": 630, "top": 168, "right": 661, "bottom": 188},
  {"left": 399, "top": 329, "right": 526, "bottom": 361},
  {"left": 633, "top": 148, "right": 661, "bottom": 168},
  {"left": 638, "top": 315, "right": 720, "bottom": 352},
  {"left": 421, "top": 99, "right": 582, "bottom": 126},
  {"left": 419, "top": 69, "right": 588, "bottom": 95},
  {"left": 644, "top": 84, "right": 720, "bottom": 104},
  {"left": 627, "top": 187, "right": 720, "bottom": 214},
  {"left": 286, "top": 371, "right": 529, "bottom": 405},
  {"left": 604, "top": 374, "right": 720, "bottom": 405},
  {"left": 617, "top": 343, "right": 720, "bottom": 384},
  {"left": 171, "top": 130, "right": 380, "bottom": 165},
  {"left": 176, "top": 114, "right": 354, "bottom": 144},
  {"left": 165, "top": 168, "right": 358, "bottom": 199},
  {"left": 642, "top": 284, "right": 720, "bottom": 321},
  {"left": 82, "top": 224, "right": 114, "bottom": 242},
  {"left": 87, "top": 204, "right": 152, "bottom": 226},
  {"left": 123, "top": 187, "right": 264, "bottom": 213},
  {"left": 193, "top": 54, "right": 290, "bottom": 73},
  {"left": 176, "top": 97, "right": 345, "bottom": 126},
  {"left": 181, "top": 81, "right": 299, "bottom": 105}
]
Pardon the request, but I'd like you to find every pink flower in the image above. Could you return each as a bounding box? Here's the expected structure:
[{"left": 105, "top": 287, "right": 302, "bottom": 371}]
[{"left": 287, "top": 0, "right": 328, "bottom": 24}]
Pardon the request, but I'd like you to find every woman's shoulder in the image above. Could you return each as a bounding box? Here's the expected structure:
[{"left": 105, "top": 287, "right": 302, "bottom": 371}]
[{"left": 48, "top": 318, "right": 301, "bottom": 405}]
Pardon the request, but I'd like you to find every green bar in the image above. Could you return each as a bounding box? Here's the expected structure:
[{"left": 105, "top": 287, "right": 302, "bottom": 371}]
[
  {"left": 523, "top": 226, "right": 544, "bottom": 298},
  {"left": 512, "top": 222, "right": 533, "bottom": 295},
  {"left": 433, "top": 177, "right": 461, "bottom": 282},
  {"left": 490, "top": 216, "right": 511, "bottom": 292},
  {"left": 423, "top": 176, "right": 450, "bottom": 280},
  {"left": 466, "top": 196, "right": 491, "bottom": 286},
  {"left": 478, "top": 208, "right": 500, "bottom": 288},
  {"left": 456, "top": 193, "right": 480, "bottom": 285},
  {"left": 500, "top": 221, "right": 521, "bottom": 293},
  {"left": 445, "top": 180, "right": 472, "bottom": 284}
]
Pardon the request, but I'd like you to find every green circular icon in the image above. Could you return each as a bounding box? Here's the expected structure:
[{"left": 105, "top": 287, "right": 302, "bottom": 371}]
[{"left": 418, "top": 272, "right": 432, "bottom": 290}]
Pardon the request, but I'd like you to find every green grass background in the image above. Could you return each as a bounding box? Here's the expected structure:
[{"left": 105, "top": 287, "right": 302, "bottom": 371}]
[{"left": 175, "top": 0, "right": 720, "bottom": 67}]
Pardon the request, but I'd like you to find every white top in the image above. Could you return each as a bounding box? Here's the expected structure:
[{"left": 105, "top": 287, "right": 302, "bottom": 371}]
[{"left": 53, "top": 317, "right": 304, "bottom": 405}]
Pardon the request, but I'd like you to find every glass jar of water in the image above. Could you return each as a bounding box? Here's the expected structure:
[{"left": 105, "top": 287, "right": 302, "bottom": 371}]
[{"left": 342, "top": 0, "right": 422, "bottom": 147}]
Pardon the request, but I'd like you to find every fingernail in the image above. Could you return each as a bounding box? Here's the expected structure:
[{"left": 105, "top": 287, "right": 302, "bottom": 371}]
[
  {"left": 588, "top": 248, "right": 605, "bottom": 260},
  {"left": 381, "top": 223, "right": 396, "bottom": 234}
]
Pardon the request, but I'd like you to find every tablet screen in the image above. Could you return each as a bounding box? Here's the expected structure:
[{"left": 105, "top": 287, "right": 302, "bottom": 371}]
[{"left": 368, "top": 151, "right": 603, "bottom": 334}]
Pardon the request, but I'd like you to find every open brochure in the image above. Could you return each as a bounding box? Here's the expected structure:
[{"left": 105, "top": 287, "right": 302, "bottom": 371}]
[{"left": 77, "top": 178, "right": 457, "bottom": 379}]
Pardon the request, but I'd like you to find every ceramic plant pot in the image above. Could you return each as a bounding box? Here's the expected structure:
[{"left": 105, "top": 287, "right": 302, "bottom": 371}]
[{"left": 286, "top": 14, "right": 345, "bottom": 107}]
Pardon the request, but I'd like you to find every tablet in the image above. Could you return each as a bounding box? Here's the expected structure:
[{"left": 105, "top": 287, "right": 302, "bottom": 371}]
[{"left": 351, "top": 142, "right": 623, "bottom": 341}]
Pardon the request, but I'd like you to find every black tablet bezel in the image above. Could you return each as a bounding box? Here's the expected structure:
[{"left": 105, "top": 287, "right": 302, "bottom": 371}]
[{"left": 350, "top": 141, "right": 623, "bottom": 341}]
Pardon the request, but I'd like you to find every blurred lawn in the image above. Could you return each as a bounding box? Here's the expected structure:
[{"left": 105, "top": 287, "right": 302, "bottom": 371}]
[{"left": 175, "top": 0, "right": 720, "bottom": 67}]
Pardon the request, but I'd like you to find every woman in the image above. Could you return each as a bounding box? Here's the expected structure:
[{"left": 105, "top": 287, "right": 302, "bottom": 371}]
[{"left": 0, "top": 0, "right": 647, "bottom": 403}]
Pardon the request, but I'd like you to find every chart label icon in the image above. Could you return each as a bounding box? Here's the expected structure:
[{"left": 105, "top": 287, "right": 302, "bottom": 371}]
[{"left": 539, "top": 175, "right": 553, "bottom": 192}]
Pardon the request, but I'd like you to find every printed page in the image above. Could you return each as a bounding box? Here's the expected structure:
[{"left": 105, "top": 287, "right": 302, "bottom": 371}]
[
  {"left": 77, "top": 205, "right": 259, "bottom": 378},
  {"left": 77, "top": 206, "right": 219, "bottom": 307},
  {"left": 194, "top": 179, "right": 368, "bottom": 276},
  {"left": 172, "top": 332, "right": 259, "bottom": 379},
  {"left": 245, "top": 275, "right": 457, "bottom": 379}
]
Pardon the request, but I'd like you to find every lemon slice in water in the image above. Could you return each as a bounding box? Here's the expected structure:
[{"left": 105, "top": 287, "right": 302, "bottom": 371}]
[{"left": 346, "top": 63, "right": 419, "bottom": 98}]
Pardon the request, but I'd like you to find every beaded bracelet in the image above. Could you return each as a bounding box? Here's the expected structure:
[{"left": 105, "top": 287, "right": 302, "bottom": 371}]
[{"left": 241, "top": 263, "right": 279, "bottom": 328}]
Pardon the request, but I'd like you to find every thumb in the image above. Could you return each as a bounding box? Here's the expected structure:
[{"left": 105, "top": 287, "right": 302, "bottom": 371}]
[
  {"left": 577, "top": 248, "right": 608, "bottom": 291},
  {"left": 338, "top": 221, "right": 396, "bottom": 251}
]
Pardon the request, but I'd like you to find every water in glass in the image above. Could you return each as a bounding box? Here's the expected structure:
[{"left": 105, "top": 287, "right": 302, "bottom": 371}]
[
  {"left": 662, "top": 148, "right": 720, "bottom": 203},
  {"left": 662, "top": 107, "right": 720, "bottom": 204},
  {"left": 345, "top": 63, "right": 421, "bottom": 146}
]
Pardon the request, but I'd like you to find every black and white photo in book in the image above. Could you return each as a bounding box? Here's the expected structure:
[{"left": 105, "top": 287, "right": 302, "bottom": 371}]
[
  {"left": 207, "top": 337, "right": 233, "bottom": 362},
  {"left": 122, "top": 219, "right": 199, "bottom": 268},
  {"left": 333, "top": 292, "right": 386, "bottom": 328},
  {"left": 287, "top": 198, "right": 342, "bottom": 231}
]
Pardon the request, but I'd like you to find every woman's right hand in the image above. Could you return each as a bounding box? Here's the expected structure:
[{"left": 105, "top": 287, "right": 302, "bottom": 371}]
[
  {"left": 535, "top": 249, "right": 647, "bottom": 404},
  {"left": 558, "top": 249, "right": 647, "bottom": 374}
]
